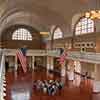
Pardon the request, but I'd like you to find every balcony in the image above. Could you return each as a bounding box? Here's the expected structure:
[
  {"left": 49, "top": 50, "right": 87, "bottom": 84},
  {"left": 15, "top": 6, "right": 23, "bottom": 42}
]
[
  {"left": 67, "top": 51, "right": 100, "bottom": 64},
  {"left": 3, "top": 49, "right": 60, "bottom": 57}
]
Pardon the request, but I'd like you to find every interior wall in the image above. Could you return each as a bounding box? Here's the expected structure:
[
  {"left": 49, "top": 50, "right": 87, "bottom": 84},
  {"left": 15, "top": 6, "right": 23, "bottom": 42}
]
[
  {"left": 52, "top": 37, "right": 72, "bottom": 49},
  {"left": 73, "top": 33, "right": 96, "bottom": 52},
  {"left": 2, "top": 40, "right": 42, "bottom": 49},
  {"left": 81, "top": 62, "right": 95, "bottom": 77},
  {"left": 95, "top": 20, "right": 100, "bottom": 32},
  {"left": 34, "top": 56, "right": 47, "bottom": 68},
  {"left": 27, "top": 56, "right": 32, "bottom": 69},
  {"left": 1, "top": 25, "right": 45, "bottom": 49},
  {"left": 96, "top": 33, "right": 100, "bottom": 53}
]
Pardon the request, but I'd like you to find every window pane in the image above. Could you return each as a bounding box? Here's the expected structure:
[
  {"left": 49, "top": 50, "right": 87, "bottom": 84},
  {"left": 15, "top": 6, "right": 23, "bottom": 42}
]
[
  {"left": 75, "top": 17, "right": 94, "bottom": 35},
  {"left": 12, "top": 28, "right": 32, "bottom": 41}
]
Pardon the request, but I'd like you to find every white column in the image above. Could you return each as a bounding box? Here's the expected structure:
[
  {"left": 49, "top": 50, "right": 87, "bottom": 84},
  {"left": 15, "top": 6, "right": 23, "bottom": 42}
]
[
  {"left": 32, "top": 56, "right": 35, "bottom": 70},
  {"left": 50, "top": 57, "right": 54, "bottom": 70},
  {"left": 47, "top": 56, "right": 50, "bottom": 70},
  {"left": 47, "top": 56, "right": 54, "bottom": 71},
  {"left": 61, "top": 62, "right": 66, "bottom": 77},
  {"left": 15, "top": 55, "right": 18, "bottom": 71},
  {"left": 93, "top": 64, "right": 100, "bottom": 93},
  {"left": 67, "top": 61, "right": 74, "bottom": 81}
]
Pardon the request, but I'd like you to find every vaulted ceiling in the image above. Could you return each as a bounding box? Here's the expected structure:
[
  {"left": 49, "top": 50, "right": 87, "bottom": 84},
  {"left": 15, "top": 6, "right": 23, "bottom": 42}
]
[{"left": 0, "top": 0, "right": 98, "bottom": 37}]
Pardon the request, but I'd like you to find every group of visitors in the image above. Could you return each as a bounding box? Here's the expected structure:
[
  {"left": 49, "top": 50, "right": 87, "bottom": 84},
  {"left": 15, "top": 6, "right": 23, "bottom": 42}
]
[{"left": 33, "top": 80, "right": 64, "bottom": 95}]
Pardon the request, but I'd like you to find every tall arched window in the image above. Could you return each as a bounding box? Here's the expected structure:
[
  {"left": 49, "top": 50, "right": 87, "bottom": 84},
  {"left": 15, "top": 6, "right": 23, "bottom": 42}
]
[
  {"left": 12, "top": 28, "right": 32, "bottom": 40},
  {"left": 75, "top": 17, "right": 94, "bottom": 35},
  {"left": 53, "top": 27, "right": 63, "bottom": 39}
]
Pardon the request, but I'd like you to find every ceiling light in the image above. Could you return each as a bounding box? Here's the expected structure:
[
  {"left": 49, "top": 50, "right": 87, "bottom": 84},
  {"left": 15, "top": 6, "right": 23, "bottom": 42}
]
[{"left": 40, "top": 32, "right": 49, "bottom": 35}]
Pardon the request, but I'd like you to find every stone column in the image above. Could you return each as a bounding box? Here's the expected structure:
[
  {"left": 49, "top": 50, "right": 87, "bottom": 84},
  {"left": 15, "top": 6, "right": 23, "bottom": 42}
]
[
  {"left": 93, "top": 64, "right": 100, "bottom": 93},
  {"left": 32, "top": 56, "right": 35, "bottom": 70}
]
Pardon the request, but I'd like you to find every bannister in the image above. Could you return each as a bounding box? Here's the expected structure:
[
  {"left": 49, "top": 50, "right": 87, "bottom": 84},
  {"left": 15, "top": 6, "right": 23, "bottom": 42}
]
[{"left": 0, "top": 51, "right": 5, "bottom": 100}]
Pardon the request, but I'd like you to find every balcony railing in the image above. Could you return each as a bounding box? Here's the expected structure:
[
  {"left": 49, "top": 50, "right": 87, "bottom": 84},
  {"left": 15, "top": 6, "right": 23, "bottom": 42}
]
[
  {"left": 67, "top": 51, "right": 100, "bottom": 64},
  {"left": 3, "top": 49, "right": 60, "bottom": 57},
  {"left": 2, "top": 49, "right": 100, "bottom": 63}
]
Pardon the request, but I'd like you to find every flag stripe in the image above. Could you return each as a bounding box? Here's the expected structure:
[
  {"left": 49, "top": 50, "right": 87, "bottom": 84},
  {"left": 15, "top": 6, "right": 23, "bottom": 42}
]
[
  {"left": 17, "top": 51, "right": 26, "bottom": 72},
  {"left": 16, "top": 49, "right": 27, "bottom": 73},
  {"left": 58, "top": 52, "right": 67, "bottom": 64},
  {"left": 18, "top": 50, "right": 27, "bottom": 72},
  {"left": 17, "top": 51, "right": 26, "bottom": 68},
  {"left": 17, "top": 50, "right": 27, "bottom": 72}
]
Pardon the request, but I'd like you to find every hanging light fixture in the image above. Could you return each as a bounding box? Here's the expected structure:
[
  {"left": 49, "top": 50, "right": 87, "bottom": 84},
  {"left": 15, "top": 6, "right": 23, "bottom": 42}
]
[{"left": 85, "top": 0, "right": 100, "bottom": 19}]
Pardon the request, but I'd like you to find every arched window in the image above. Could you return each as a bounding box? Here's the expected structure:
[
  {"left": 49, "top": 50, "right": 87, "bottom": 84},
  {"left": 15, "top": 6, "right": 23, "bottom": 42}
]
[
  {"left": 53, "top": 27, "right": 63, "bottom": 39},
  {"left": 75, "top": 17, "right": 94, "bottom": 35},
  {"left": 12, "top": 28, "right": 32, "bottom": 40}
]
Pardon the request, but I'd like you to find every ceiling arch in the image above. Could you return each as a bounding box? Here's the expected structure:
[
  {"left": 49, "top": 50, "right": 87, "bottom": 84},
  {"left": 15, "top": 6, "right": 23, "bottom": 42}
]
[
  {"left": 0, "top": 9, "right": 49, "bottom": 37},
  {"left": 0, "top": 0, "right": 98, "bottom": 38}
]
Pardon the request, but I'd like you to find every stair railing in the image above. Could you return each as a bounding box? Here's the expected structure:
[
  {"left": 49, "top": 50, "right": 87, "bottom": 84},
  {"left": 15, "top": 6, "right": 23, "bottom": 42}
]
[{"left": 0, "top": 50, "right": 5, "bottom": 99}]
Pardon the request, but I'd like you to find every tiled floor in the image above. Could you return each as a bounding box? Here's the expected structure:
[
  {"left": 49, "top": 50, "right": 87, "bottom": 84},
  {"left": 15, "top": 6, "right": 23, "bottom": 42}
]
[{"left": 5, "top": 69, "right": 100, "bottom": 100}]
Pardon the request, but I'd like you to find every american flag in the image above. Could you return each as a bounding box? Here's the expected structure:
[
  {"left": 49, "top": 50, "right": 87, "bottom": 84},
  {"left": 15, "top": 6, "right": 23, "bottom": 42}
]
[
  {"left": 16, "top": 48, "right": 27, "bottom": 73},
  {"left": 58, "top": 52, "right": 67, "bottom": 64}
]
